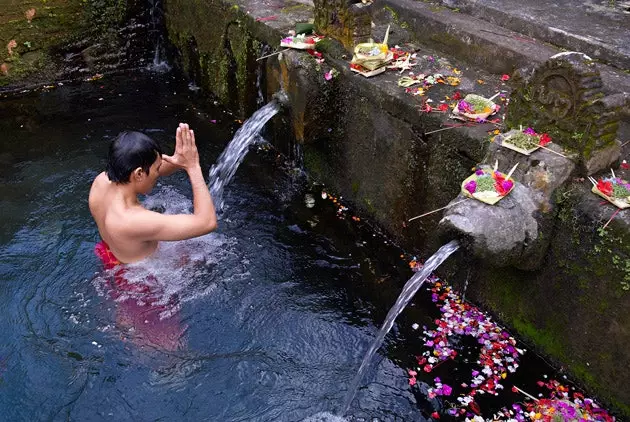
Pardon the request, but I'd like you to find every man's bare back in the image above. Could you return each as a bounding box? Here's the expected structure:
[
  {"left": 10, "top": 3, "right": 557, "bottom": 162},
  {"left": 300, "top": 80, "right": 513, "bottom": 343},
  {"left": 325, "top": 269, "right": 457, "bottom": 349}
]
[{"left": 89, "top": 124, "right": 217, "bottom": 264}]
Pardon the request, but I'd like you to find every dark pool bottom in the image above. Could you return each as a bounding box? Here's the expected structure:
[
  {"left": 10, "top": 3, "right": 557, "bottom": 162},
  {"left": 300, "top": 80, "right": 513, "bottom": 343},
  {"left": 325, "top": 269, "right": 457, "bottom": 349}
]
[{"left": 0, "top": 71, "right": 615, "bottom": 421}]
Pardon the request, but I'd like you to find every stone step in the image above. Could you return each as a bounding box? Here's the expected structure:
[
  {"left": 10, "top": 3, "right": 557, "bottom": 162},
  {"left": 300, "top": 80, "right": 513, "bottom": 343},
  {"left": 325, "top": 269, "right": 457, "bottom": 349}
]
[
  {"left": 376, "top": 0, "right": 630, "bottom": 110},
  {"left": 440, "top": 0, "right": 630, "bottom": 72}
]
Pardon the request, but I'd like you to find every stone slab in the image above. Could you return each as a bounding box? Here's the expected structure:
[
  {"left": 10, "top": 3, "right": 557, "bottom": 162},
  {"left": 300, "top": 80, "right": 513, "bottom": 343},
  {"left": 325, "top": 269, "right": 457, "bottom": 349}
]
[
  {"left": 377, "top": 0, "right": 630, "bottom": 100},
  {"left": 442, "top": 0, "right": 630, "bottom": 71}
]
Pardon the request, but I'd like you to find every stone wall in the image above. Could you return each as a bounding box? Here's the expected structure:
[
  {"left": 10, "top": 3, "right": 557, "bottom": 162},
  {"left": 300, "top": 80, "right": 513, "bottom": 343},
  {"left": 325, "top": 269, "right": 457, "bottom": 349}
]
[
  {"left": 442, "top": 185, "right": 630, "bottom": 415},
  {"left": 162, "top": 0, "right": 630, "bottom": 415}
]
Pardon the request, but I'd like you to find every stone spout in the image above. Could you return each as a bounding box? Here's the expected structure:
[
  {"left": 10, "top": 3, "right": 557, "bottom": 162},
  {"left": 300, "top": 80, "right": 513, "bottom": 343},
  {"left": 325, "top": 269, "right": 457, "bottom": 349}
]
[
  {"left": 438, "top": 132, "right": 577, "bottom": 271},
  {"left": 272, "top": 90, "right": 290, "bottom": 108}
]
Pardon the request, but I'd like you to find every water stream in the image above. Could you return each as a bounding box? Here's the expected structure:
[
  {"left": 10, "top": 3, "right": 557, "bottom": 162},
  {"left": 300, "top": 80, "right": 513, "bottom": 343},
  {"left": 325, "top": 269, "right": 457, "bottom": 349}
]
[
  {"left": 208, "top": 100, "right": 281, "bottom": 211},
  {"left": 341, "top": 240, "right": 460, "bottom": 414}
]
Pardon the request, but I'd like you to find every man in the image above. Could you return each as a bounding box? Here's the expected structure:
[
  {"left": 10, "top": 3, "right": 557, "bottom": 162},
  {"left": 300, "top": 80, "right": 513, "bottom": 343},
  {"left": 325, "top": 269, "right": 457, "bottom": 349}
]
[{"left": 89, "top": 123, "right": 217, "bottom": 264}]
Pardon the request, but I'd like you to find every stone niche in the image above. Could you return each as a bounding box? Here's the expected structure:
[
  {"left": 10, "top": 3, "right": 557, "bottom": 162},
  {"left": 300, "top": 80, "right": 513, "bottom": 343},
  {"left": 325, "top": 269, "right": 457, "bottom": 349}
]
[
  {"left": 506, "top": 52, "right": 625, "bottom": 175},
  {"left": 313, "top": 0, "right": 372, "bottom": 51}
]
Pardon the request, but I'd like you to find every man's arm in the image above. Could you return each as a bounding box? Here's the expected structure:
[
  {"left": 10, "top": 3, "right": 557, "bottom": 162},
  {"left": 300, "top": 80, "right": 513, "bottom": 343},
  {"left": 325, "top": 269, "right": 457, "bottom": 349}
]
[
  {"left": 130, "top": 123, "right": 217, "bottom": 241},
  {"left": 158, "top": 156, "right": 181, "bottom": 177}
]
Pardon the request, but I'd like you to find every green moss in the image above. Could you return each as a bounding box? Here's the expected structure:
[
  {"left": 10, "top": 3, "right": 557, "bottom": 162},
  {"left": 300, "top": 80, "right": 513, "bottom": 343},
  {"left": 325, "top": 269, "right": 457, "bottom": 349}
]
[
  {"left": 280, "top": 3, "right": 311, "bottom": 13},
  {"left": 351, "top": 181, "right": 360, "bottom": 194},
  {"left": 512, "top": 317, "right": 566, "bottom": 358}
]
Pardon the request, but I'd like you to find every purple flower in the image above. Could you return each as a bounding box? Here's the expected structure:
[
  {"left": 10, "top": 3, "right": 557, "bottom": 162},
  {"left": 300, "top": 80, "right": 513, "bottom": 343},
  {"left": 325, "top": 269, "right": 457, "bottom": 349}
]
[
  {"left": 464, "top": 180, "right": 477, "bottom": 194},
  {"left": 523, "top": 127, "right": 536, "bottom": 136},
  {"left": 442, "top": 384, "right": 453, "bottom": 396},
  {"left": 475, "top": 169, "right": 485, "bottom": 176},
  {"left": 457, "top": 100, "right": 472, "bottom": 113}
]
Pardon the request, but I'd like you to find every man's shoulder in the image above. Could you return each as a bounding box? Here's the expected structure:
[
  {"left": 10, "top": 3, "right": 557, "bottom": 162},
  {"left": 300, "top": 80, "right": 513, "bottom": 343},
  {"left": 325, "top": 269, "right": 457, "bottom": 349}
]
[{"left": 89, "top": 172, "right": 108, "bottom": 194}]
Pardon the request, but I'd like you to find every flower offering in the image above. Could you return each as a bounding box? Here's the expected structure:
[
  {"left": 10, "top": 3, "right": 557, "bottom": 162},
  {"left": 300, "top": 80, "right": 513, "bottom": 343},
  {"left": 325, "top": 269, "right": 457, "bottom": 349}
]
[
  {"left": 461, "top": 162, "right": 518, "bottom": 204},
  {"left": 501, "top": 127, "right": 552, "bottom": 155},
  {"left": 589, "top": 170, "right": 630, "bottom": 209},
  {"left": 452, "top": 94, "right": 499, "bottom": 121},
  {"left": 280, "top": 34, "right": 322, "bottom": 49}
]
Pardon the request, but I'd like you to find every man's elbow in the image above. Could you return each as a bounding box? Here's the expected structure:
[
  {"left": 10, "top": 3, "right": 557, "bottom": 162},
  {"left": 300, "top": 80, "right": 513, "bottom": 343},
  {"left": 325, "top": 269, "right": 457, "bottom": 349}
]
[{"left": 204, "top": 219, "right": 218, "bottom": 234}]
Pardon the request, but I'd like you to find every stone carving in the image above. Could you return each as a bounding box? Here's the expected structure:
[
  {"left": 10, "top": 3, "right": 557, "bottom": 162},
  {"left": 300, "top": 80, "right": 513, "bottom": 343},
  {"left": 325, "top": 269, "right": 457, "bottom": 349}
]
[
  {"left": 506, "top": 52, "right": 624, "bottom": 174},
  {"left": 313, "top": 0, "right": 372, "bottom": 50}
]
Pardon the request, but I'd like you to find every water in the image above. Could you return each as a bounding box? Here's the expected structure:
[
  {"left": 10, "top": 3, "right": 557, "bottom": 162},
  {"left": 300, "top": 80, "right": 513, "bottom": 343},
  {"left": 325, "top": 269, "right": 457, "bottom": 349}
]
[
  {"left": 208, "top": 100, "right": 281, "bottom": 211},
  {"left": 341, "top": 240, "right": 460, "bottom": 414},
  {"left": 0, "top": 72, "right": 428, "bottom": 421},
  {"left": 147, "top": 0, "right": 171, "bottom": 72}
]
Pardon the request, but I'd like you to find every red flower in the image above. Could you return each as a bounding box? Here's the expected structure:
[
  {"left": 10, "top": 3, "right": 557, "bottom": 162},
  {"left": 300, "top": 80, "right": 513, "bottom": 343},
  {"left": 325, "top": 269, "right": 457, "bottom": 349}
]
[
  {"left": 307, "top": 50, "right": 323, "bottom": 59},
  {"left": 431, "top": 411, "right": 440, "bottom": 419},
  {"left": 452, "top": 91, "right": 462, "bottom": 101},
  {"left": 501, "top": 74, "right": 510, "bottom": 81},
  {"left": 421, "top": 103, "right": 433, "bottom": 113},
  {"left": 469, "top": 401, "right": 481, "bottom": 415},
  {"left": 597, "top": 179, "right": 613, "bottom": 197},
  {"left": 438, "top": 103, "right": 449, "bottom": 112},
  {"left": 539, "top": 133, "right": 552, "bottom": 146}
]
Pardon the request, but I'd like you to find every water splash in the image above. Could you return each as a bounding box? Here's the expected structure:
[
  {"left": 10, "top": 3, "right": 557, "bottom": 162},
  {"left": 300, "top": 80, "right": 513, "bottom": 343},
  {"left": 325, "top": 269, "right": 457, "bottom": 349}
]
[
  {"left": 341, "top": 240, "right": 460, "bottom": 415},
  {"left": 92, "top": 185, "right": 248, "bottom": 321},
  {"left": 208, "top": 100, "right": 280, "bottom": 211}
]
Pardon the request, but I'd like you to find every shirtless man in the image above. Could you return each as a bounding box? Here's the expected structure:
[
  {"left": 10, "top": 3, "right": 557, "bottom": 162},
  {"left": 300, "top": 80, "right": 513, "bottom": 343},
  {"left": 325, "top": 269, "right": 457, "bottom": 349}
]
[{"left": 89, "top": 123, "right": 217, "bottom": 264}]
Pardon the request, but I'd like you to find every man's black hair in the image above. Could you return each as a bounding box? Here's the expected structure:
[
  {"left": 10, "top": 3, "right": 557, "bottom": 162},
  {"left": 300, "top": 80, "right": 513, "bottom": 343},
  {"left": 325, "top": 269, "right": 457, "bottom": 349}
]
[{"left": 106, "top": 131, "right": 163, "bottom": 184}]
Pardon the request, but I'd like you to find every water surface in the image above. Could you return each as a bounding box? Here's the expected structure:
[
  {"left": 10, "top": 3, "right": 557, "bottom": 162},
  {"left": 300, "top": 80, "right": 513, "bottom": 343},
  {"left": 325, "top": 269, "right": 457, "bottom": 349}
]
[{"left": 0, "top": 72, "right": 425, "bottom": 421}]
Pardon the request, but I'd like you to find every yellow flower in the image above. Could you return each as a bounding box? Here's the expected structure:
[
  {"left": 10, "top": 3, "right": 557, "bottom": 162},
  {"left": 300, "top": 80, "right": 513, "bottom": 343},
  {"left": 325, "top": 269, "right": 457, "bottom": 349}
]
[{"left": 446, "top": 76, "right": 460, "bottom": 86}]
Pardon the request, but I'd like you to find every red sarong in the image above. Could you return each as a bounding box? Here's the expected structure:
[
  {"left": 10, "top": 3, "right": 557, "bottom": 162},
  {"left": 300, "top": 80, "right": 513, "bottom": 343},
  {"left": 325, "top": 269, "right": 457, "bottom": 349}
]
[{"left": 94, "top": 240, "right": 184, "bottom": 351}]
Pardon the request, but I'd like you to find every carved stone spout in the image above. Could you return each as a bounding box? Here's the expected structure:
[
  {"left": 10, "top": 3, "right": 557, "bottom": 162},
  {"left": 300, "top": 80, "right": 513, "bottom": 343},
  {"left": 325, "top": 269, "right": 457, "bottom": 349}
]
[{"left": 439, "top": 134, "right": 576, "bottom": 271}]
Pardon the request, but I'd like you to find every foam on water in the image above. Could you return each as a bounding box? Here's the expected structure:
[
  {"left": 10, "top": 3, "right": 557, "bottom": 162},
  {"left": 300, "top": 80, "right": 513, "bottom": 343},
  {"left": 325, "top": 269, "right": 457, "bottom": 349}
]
[{"left": 92, "top": 185, "right": 246, "bottom": 321}]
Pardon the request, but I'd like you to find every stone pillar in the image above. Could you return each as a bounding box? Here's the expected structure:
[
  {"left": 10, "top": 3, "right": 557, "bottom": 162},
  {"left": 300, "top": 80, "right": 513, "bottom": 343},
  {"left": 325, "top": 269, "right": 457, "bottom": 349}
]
[
  {"left": 506, "top": 52, "right": 625, "bottom": 175},
  {"left": 313, "top": 0, "right": 372, "bottom": 51}
]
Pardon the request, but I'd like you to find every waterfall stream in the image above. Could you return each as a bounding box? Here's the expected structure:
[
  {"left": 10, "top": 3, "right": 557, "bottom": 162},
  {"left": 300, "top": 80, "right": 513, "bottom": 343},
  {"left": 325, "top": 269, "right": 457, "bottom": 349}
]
[
  {"left": 208, "top": 100, "right": 281, "bottom": 211},
  {"left": 341, "top": 240, "right": 460, "bottom": 414}
]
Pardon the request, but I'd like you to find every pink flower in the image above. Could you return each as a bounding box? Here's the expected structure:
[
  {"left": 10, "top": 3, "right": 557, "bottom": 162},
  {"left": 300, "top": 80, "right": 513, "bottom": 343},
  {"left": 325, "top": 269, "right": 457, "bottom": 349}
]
[
  {"left": 25, "top": 8, "right": 36, "bottom": 23},
  {"left": 324, "top": 70, "right": 333, "bottom": 81},
  {"left": 495, "top": 179, "right": 513, "bottom": 196},
  {"left": 7, "top": 40, "right": 17, "bottom": 56},
  {"left": 501, "top": 74, "right": 510, "bottom": 81},
  {"left": 464, "top": 180, "right": 477, "bottom": 194},
  {"left": 409, "top": 377, "right": 417, "bottom": 386}
]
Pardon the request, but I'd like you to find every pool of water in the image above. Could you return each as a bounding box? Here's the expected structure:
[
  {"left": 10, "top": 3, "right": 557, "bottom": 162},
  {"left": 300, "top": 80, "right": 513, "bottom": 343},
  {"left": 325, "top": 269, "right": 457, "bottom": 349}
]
[
  {"left": 0, "top": 71, "right": 434, "bottom": 421},
  {"left": 0, "top": 71, "right": 614, "bottom": 422}
]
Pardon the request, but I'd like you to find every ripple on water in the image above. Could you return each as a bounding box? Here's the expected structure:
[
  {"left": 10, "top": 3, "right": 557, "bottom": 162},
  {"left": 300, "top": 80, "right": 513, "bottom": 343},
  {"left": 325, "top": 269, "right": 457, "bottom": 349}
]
[{"left": 302, "top": 412, "right": 348, "bottom": 422}]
